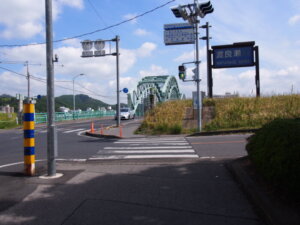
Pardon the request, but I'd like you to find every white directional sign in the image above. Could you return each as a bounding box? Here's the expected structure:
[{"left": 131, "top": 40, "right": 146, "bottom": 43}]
[{"left": 164, "top": 23, "right": 195, "bottom": 45}]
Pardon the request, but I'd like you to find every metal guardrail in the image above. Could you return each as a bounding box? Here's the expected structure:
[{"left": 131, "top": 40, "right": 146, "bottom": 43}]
[{"left": 35, "top": 111, "right": 115, "bottom": 124}]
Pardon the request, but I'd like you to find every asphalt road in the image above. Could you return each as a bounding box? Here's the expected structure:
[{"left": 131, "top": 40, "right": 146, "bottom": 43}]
[
  {"left": 0, "top": 118, "right": 251, "bottom": 166},
  {"left": 0, "top": 118, "right": 117, "bottom": 165}
]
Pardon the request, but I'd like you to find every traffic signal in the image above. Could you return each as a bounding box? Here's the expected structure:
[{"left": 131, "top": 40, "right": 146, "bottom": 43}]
[
  {"left": 197, "top": 1, "right": 214, "bottom": 18},
  {"left": 178, "top": 65, "right": 186, "bottom": 80}
]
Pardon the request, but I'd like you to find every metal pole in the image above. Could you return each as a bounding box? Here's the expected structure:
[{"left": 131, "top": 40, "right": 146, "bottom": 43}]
[
  {"left": 195, "top": 21, "right": 202, "bottom": 132},
  {"left": 45, "top": 0, "right": 57, "bottom": 176},
  {"left": 205, "top": 22, "right": 213, "bottom": 98},
  {"left": 116, "top": 35, "right": 120, "bottom": 127},
  {"left": 26, "top": 62, "right": 30, "bottom": 100},
  {"left": 254, "top": 46, "right": 260, "bottom": 97},
  {"left": 73, "top": 79, "right": 75, "bottom": 119}
]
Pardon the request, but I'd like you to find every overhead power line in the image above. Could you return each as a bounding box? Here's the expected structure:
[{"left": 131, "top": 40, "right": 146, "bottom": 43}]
[
  {"left": 0, "top": 0, "right": 175, "bottom": 48},
  {"left": 0, "top": 66, "right": 118, "bottom": 100}
]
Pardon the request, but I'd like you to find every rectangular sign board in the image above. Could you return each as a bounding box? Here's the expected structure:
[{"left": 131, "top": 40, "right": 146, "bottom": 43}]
[
  {"left": 212, "top": 45, "right": 254, "bottom": 68},
  {"left": 164, "top": 23, "right": 195, "bottom": 45}
]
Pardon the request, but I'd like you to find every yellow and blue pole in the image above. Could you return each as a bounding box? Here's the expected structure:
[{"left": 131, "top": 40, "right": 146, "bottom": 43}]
[{"left": 23, "top": 103, "right": 35, "bottom": 176}]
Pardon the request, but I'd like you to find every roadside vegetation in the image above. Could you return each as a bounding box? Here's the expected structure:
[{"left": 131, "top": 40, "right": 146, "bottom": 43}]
[
  {"left": 204, "top": 94, "right": 300, "bottom": 131},
  {"left": 0, "top": 113, "right": 18, "bottom": 129},
  {"left": 137, "top": 94, "right": 300, "bottom": 134},
  {"left": 136, "top": 100, "right": 191, "bottom": 134},
  {"left": 246, "top": 118, "right": 300, "bottom": 203}
]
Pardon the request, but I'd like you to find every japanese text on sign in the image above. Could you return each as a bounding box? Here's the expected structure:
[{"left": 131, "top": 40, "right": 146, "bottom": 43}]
[
  {"left": 212, "top": 46, "right": 254, "bottom": 68},
  {"left": 164, "top": 23, "right": 195, "bottom": 45}
]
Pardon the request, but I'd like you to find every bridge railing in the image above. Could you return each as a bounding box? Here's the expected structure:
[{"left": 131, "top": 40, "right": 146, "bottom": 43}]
[{"left": 35, "top": 111, "right": 115, "bottom": 124}]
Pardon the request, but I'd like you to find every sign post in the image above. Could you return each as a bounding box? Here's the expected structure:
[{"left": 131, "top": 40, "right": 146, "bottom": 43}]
[{"left": 211, "top": 41, "right": 260, "bottom": 97}]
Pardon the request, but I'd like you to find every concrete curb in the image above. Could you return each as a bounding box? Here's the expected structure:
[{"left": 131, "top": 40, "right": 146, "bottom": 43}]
[
  {"left": 189, "top": 128, "right": 259, "bottom": 136},
  {"left": 85, "top": 131, "right": 121, "bottom": 139},
  {"left": 226, "top": 157, "right": 300, "bottom": 225}
]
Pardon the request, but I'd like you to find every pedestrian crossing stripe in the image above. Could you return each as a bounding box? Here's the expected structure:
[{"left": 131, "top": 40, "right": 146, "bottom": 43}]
[
  {"left": 89, "top": 154, "right": 199, "bottom": 160},
  {"left": 104, "top": 146, "right": 192, "bottom": 150},
  {"left": 89, "top": 137, "right": 199, "bottom": 160}
]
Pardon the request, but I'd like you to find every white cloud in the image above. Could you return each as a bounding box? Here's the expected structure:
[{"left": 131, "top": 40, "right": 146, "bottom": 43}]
[
  {"left": 288, "top": 14, "right": 300, "bottom": 25},
  {"left": 135, "top": 42, "right": 157, "bottom": 57},
  {"left": 57, "top": 0, "right": 84, "bottom": 9},
  {"left": 173, "top": 47, "right": 206, "bottom": 62},
  {"left": 0, "top": 0, "right": 84, "bottom": 39},
  {"left": 139, "top": 65, "right": 168, "bottom": 77},
  {"left": 134, "top": 29, "right": 151, "bottom": 36},
  {"left": 0, "top": 41, "right": 158, "bottom": 102},
  {"left": 123, "top": 13, "right": 138, "bottom": 24}
]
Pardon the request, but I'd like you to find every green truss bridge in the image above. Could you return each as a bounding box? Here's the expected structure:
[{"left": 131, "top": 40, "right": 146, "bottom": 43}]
[{"left": 127, "top": 75, "right": 184, "bottom": 116}]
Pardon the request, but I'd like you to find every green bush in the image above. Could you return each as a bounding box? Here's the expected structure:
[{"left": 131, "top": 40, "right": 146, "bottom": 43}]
[
  {"left": 246, "top": 118, "right": 300, "bottom": 201},
  {"left": 169, "top": 123, "right": 182, "bottom": 134}
]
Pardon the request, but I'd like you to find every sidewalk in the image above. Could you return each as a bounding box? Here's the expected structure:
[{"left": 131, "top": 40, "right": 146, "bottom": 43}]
[
  {"left": 0, "top": 160, "right": 264, "bottom": 225},
  {"left": 0, "top": 121, "right": 298, "bottom": 225}
]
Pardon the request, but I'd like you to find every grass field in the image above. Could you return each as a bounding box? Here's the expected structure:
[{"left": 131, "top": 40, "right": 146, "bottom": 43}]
[
  {"left": 0, "top": 113, "right": 18, "bottom": 129},
  {"left": 137, "top": 94, "right": 300, "bottom": 134},
  {"left": 204, "top": 94, "right": 300, "bottom": 131}
]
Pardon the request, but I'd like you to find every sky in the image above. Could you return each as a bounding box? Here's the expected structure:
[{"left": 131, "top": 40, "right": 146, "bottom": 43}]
[{"left": 0, "top": 0, "right": 299, "bottom": 105}]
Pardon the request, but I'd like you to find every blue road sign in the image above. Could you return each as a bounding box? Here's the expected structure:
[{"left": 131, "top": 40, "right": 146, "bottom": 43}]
[
  {"left": 212, "top": 45, "right": 254, "bottom": 68},
  {"left": 122, "top": 88, "right": 128, "bottom": 93}
]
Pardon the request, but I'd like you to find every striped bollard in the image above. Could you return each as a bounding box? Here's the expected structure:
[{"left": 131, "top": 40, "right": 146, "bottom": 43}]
[{"left": 23, "top": 103, "right": 35, "bottom": 176}]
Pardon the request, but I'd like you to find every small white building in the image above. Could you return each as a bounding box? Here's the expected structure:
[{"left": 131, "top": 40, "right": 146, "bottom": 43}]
[
  {"left": 0, "top": 105, "right": 14, "bottom": 113},
  {"left": 58, "top": 106, "right": 70, "bottom": 113}
]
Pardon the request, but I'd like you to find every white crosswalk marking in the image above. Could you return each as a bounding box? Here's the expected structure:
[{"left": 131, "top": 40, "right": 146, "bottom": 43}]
[
  {"left": 89, "top": 137, "right": 199, "bottom": 160},
  {"left": 63, "top": 128, "right": 85, "bottom": 133},
  {"left": 36, "top": 128, "right": 85, "bottom": 134}
]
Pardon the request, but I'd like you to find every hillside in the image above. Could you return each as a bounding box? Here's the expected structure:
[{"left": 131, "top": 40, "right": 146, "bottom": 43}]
[
  {"left": 0, "top": 94, "right": 124, "bottom": 113},
  {"left": 35, "top": 94, "right": 112, "bottom": 112}
]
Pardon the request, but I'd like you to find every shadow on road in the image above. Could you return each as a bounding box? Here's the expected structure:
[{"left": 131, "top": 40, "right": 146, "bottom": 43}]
[{"left": 0, "top": 159, "right": 263, "bottom": 225}]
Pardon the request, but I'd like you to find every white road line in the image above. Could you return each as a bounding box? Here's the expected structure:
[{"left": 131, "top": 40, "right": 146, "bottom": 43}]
[
  {"left": 125, "top": 143, "right": 190, "bottom": 146},
  {"left": 114, "top": 141, "right": 188, "bottom": 144},
  {"left": 116, "top": 138, "right": 186, "bottom": 142},
  {"left": 99, "top": 150, "right": 195, "bottom": 154},
  {"left": 89, "top": 154, "right": 199, "bottom": 160},
  {"left": 104, "top": 146, "right": 193, "bottom": 150},
  {"left": 63, "top": 128, "right": 85, "bottom": 133}
]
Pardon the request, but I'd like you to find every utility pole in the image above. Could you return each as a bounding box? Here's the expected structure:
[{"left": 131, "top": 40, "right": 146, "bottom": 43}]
[
  {"left": 115, "top": 35, "right": 120, "bottom": 127},
  {"left": 194, "top": 15, "right": 202, "bottom": 132},
  {"left": 45, "top": 0, "right": 58, "bottom": 177},
  {"left": 25, "top": 61, "right": 30, "bottom": 99}
]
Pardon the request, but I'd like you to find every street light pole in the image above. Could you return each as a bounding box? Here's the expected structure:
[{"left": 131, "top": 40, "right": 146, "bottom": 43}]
[{"left": 72, "top": 73, "right": 84, "bottom": 119}]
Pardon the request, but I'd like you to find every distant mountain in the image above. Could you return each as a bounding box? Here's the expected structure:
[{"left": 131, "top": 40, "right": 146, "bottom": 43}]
[
  {"left": 0, "top": 94, "right": 18, "bottom": 109},
  {"left": 36, "top": 94, "right": 114, "bottom": 112},
  {"left": 0, "top": 94, "right": 127, "bottom": 113}
]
